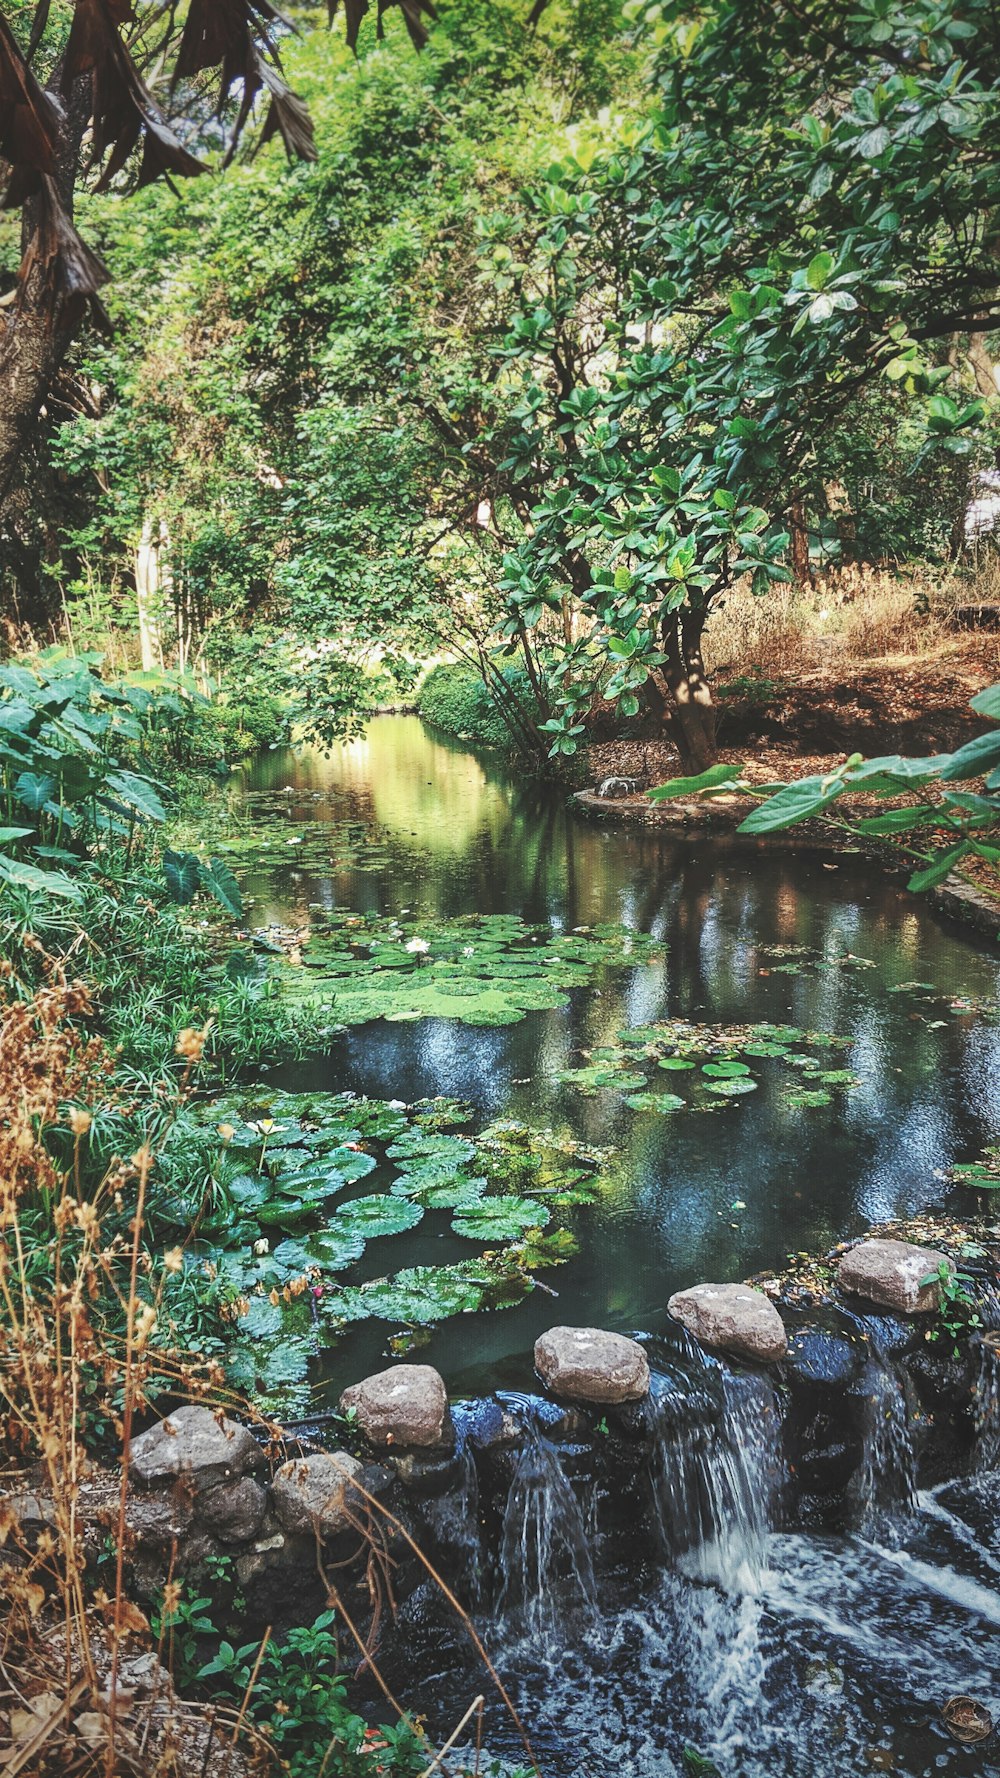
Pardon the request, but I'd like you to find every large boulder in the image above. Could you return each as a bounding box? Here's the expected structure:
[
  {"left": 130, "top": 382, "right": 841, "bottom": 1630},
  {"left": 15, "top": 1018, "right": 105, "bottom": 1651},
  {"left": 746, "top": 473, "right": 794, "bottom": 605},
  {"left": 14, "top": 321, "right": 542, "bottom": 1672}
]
[
  {"left": 340, "top": 1364, "right": 449, "bottom": 1449},
  {"left": 271, "top": 1452, "right": 365, "bottom": 1538},
  {"left": 836, "top": 1239, "right": 954, "bottom": 1314},
  {"left": 534, "top": 1325, "right": 650, "bottom": 1404},
  {"left": 129, "top": 1405, "right": 262, "bottom": 1492},
  {"left": 667, "top": 1283, "right": 787, "bottom": 1362}
]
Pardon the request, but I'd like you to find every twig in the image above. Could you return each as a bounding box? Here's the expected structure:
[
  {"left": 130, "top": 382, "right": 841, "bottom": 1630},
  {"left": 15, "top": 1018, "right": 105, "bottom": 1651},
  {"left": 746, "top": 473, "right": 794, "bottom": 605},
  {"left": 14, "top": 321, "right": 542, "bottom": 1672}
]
[{"left": 418, "top": 1695, "right": 486, "bottom": 1778}]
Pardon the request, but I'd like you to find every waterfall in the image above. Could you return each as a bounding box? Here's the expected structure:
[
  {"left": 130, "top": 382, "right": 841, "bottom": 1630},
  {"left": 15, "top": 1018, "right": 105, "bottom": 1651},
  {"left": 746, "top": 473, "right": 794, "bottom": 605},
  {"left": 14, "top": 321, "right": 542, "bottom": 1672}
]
[
  {"left": 497, "top": 1425, "right": 598, "bottom": 1640},
  {"left": 856, "top": 1354, "right": 917, "bottom": 1536},
  {"left": 649, "top": 1364, "right": 783, "bottom": 1594},
  {"left": 973, "top": 1335, "right": 1000, "bottom": 1470}
]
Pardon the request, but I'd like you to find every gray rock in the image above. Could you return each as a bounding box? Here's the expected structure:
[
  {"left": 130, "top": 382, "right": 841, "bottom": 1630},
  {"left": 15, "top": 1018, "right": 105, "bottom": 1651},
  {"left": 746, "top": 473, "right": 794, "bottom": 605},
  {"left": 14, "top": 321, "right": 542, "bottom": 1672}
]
[
  {"left": 667, "top": 1283, "right": 788, "bottom": 1362},
  {"left": 271, "top": 1452, "right": 365, "bottom": 1538},
  {"left": 196, "top": 1477, "right": 267, "bottom": 1543},
  {"left": 836, "top": 1239, "right": 954, "bottom": 1314},
  {"left": 340, "top": 1363, "right": 449, "bottom": 1449},
  {"left": 597, "top": 776, "right": 646, "bottom": 799},
  {"left": 125, "top": 1489, "right": 194, "bottom": 1545},
  {"left": 130, "top": 1405, "right": 262, "bottom": 1492},
  {"left": 534, "top": 1325, "right": 650, "bottom": 1404}
]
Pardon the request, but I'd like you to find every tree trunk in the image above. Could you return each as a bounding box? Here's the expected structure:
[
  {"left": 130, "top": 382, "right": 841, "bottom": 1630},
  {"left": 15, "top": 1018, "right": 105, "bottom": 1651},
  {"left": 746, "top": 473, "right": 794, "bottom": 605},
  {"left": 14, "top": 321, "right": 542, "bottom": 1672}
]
[
  {"left": 0, "top": 302, "right": 75, "bottom": 520},
  {"left": 823, "top": 478, "right": 856, "bottom": 563},
  {"left": 135, "top": 520, "right": 164, "bottom": 672},
  {"left": 968, "top": 332, "right": 1000, "bottom": 399},
  {"left": 661, "top": 607, "right": 717, "bottom": 772},
  {"left": 789, "top": 495, "right": 813, "bottom": 585}
]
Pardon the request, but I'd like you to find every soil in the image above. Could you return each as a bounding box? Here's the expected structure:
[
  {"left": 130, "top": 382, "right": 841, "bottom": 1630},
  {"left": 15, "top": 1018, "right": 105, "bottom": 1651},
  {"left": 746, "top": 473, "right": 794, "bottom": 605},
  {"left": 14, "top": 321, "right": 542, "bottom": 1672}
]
[{"left": 586, "top": 639, "right": 997, "bottom": 787}]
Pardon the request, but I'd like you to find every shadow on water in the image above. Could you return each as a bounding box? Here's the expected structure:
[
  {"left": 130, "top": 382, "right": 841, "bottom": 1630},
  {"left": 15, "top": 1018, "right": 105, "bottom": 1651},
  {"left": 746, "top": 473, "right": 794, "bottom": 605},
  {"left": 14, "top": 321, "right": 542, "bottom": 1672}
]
[{"left": 217, "top": 717, "right": 1000, "bottom": 1396}]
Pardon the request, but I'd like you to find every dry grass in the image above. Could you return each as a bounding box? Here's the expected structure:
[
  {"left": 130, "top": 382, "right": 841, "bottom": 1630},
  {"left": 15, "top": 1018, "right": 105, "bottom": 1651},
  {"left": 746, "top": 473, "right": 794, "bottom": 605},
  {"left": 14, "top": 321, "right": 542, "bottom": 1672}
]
[{"left": 705, "top": 561, "right": 1000, "bottom": 682}]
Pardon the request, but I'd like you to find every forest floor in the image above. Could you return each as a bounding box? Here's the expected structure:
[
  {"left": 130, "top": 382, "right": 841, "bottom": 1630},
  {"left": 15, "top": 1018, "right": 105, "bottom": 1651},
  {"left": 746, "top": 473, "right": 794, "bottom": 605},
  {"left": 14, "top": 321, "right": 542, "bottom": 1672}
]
[{"left": 586, "top": 634, "right": 998, "bottom": 791}]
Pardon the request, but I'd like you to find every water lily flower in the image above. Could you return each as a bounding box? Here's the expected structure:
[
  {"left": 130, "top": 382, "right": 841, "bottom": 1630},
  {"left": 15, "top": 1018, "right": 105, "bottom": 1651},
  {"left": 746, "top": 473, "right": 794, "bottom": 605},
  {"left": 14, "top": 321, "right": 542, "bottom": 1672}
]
[
  {"left": 462, "top": 945, "right": 475, "bottom": 957},
  {"left": 406, "top": 936, "right": 430, "bottom": 958},
  {"left": 253, "top": 1238, "right": 270, "bottom": 1256}
]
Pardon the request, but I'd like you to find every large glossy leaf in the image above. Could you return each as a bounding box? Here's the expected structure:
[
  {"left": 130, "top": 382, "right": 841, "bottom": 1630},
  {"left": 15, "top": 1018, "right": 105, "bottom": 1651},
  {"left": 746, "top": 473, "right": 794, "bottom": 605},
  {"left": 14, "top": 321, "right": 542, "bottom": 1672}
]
[
  {"left": 738, "top": 775, "right": 845, "bottom": 832},
  {"left": 14, "top": 771, "right": 56, "bottom": 811},
  {"left": 938, "top": 732, "right": 1000, "bottom": 782},
  {"left": 0, "top": 855, "right": 82, "bottom": 900},
  {"left": 163, "top": 848, "right": 201, "bottom": 905},
  {"left": 970, "top": 685, "right": 1000, "bottom": 720},
  {"left": 198, "top": 855, "right": 244, "bottom": 918},
  {"left": 907, "top": 843, "right": 968, "bottom": 891},
  {"left": 102, "top": 770, "right": 166, "bottom": 823}
]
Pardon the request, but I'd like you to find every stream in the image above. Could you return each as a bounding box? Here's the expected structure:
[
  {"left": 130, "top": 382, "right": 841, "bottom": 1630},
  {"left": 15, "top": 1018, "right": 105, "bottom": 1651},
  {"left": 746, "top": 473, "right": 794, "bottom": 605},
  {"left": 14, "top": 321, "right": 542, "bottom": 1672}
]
[{"left": 215, "top": 716, "right": 1000, "bottom": 1775}]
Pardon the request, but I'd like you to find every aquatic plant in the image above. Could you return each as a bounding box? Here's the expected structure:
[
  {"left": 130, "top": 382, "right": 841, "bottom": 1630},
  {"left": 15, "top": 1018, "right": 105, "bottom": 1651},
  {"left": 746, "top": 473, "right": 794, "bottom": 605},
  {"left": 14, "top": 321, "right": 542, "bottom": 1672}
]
[
  {"left": 272, "top": 911, "right": 666, "bottom": 1028},
  {"left": 192, "top": 1091, "right": 605, "bottom": 1412},
  {"left": 557, "top": 1019, "right": 858, "bottom": 1112}
]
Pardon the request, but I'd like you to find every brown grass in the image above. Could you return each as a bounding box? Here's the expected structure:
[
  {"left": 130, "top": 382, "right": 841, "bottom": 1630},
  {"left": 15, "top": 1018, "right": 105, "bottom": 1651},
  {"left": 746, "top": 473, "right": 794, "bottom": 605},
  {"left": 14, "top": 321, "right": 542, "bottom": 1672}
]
[{"left": 705, "top": 561, "right": 1000, "bottom": 682}]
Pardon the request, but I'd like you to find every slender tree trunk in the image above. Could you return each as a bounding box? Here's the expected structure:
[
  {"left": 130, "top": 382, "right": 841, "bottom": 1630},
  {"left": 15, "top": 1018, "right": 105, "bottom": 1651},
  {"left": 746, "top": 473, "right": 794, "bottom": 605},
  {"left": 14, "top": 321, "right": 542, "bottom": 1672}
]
[
  {"left": 135, "top": 520, "right": 163, "bottom": 672},
  {"left": 823, "top": 479, "right": 856, "bottom": 563},
  {"left": 661, "top": 607, "right": 717, "bottom": 772},
  {"left": 0, "top": 303, "right": 75, "bottom": 519},
  {"left": 789, "top": 494, "right": 813, "bottom": 585}
]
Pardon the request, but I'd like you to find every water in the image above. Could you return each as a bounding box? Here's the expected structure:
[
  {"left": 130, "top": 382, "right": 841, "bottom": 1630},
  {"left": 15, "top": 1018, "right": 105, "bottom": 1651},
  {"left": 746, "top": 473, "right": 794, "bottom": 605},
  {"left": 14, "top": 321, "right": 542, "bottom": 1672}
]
[
  {"left": 219, "top": 715, "right": 1000, "bottom": 1394},
  {"left": 215, "top": 717, "right": 1000, "bottom": 1772}
]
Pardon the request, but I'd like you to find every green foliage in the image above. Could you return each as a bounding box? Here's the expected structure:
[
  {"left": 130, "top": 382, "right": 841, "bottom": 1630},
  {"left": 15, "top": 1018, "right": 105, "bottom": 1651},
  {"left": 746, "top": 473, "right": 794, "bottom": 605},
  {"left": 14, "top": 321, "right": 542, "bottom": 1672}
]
[
  {"left": 557, "top": 1018, "right": 856, "bottom": 1111},
  {"left": 648, "top": 683, "right": 1000, "bottom": 901},
  {"left": 921, "top": 1262, "right": 983, "bottom": 1358},
  {"left": 273, "top": 909, "right": 666, "bottom": 1028},
  {"left": 417, "top": 662, "right": 539, "bottom": 750},
  {"left": 189, "top": 1089, "right": 604, "bottom": 1411}
]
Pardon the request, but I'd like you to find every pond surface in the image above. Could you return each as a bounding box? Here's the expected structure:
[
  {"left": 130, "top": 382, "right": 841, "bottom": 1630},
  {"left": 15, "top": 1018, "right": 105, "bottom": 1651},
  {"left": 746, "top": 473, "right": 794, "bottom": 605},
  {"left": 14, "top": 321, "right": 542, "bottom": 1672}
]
[{"left": 220, "top": 715, "right": 1000, "bottom": 1400}]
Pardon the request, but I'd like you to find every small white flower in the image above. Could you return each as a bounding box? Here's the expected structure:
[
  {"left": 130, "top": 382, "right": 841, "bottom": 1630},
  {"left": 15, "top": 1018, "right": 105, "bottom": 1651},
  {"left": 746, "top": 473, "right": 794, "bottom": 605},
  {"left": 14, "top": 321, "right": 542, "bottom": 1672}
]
[
  {"left": 405, "top": 937, "right": 430, "bottom": 955},
  {"left": 253, "top": 1238, "right": 270, "bottom": 1256},
  {"left": 462, "top": 945, "right": 475, "bottom": 957}
]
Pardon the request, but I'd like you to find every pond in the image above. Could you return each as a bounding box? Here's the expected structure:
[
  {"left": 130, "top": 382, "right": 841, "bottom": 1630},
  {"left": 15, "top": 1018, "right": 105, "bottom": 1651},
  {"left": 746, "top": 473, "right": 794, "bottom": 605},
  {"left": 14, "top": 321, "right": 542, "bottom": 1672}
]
[
  {"left": 218, "top": 715, "right": 1000, "bottom": 1400},
  {"left": 210, "top": 716, "right": 1000, "bottom": 1778}
]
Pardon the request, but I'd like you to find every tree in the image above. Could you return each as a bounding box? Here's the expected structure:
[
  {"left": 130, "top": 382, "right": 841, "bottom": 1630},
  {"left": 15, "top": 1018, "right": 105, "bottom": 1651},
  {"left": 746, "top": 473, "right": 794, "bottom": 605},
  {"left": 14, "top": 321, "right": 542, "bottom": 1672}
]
[
  {"left": 490, "top": 0, "right": 999, "bottom": 768},
  {"left": 0, "top": 0, "right": 438, "bottom": 540}
]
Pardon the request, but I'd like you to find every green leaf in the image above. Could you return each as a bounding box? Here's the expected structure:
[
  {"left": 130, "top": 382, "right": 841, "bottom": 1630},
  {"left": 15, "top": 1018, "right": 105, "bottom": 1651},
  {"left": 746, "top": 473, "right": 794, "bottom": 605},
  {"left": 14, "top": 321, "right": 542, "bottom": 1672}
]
[
  {"left": 738, "top": 775, "right": 845, "bottom": 833},
  {"left": 332, "top": 1195, "right": 424, "bottom": 1237},
  {"left": 806, "top": 250, "right": 834, "bottom": 290},
  {"left": 13, "top": 772, "right": 56, "bottom": 812},
  {"left": 103, "top": 770, "right": 166, "bottom": 824},
  {"left": 0, "top": 826, "right": 35, "bottom": 844},
  {"left": 938, "top": 731, "right": 1000, "bottom": 781},
  {"left": 0, "top": 855, "right": 82, "bottom": 901},
  {"left": 198, "top": 855, "right": 244, "bottom": 918},
  {"left": 451, "top": 1196, "right": 550, "bottom": 1241},
  {"left": 648, "top": 763, "right": 745, "bottom": 800},
  {"left": 907, "top": 844, "right": 968, "bottom": 892},
  {"left": 969, "top": 685, "right": 1000, "bottom": 720},
  {"left": 163, "top": 848, "right": 201, "bottom": 905}
]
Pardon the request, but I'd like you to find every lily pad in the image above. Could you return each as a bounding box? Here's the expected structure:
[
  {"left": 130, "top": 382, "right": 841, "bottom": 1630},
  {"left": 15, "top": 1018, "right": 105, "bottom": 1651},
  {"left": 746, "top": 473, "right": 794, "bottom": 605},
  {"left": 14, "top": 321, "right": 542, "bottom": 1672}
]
[
  {"left": 451, "top": 1196, "right": 551, "bottom": 1241},
  {"left": 704, "top": 1078, "right": 758, "bottom": 1097},
  {"left": 332, "top": 1195, "right": 424, "bottom": 1238}
]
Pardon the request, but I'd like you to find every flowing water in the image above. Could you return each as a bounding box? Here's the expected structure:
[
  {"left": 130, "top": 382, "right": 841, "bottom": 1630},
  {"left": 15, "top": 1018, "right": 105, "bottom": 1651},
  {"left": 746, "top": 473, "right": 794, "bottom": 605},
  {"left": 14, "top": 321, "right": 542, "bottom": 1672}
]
[{"left": 216, "top": 716, "right": 1000, "bottom": 1774}]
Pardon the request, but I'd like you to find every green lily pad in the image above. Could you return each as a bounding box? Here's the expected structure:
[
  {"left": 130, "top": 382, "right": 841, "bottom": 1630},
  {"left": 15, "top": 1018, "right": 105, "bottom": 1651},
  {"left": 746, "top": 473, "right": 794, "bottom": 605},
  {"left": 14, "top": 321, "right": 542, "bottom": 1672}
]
[
  {"left": 622, "top": 1091, "right": 687, "bottom": 1112},
  {"left": 704, "top": 1078, "right": 758, "bottom": 1097},
  {"left": 332, "top": 1195, "right": 424, "bottom": 1237},
  {"left": 451, "top": 1196, "right": 551, "bottom": 1241},
  {"left": 702, "top": 1060, "right": 752, "bottom": 1078},
  {"left": 339, "top": 1264, "right": 488, "bottom": 1323},
  {"left": 658, "top": 1056, "right": 697, "bottom": 1071}
]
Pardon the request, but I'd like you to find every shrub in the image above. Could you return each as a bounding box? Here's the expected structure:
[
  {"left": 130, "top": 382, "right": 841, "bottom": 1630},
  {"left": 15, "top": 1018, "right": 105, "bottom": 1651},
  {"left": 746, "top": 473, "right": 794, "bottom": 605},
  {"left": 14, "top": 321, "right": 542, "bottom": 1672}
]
[{"left": 417, "top": 662, "right": 534, "bottom": 749}]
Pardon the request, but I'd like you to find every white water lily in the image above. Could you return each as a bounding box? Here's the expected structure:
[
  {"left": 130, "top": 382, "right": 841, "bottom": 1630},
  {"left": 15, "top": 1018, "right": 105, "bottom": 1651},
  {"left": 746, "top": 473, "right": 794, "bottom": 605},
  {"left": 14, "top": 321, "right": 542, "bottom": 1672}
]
[
  {"left": 405, "top": 937, "right": 430, "bottom": 955},
  {"left": 253, "top": 1238, "right": 270, "bottom": 1256},
  {"left": 462, "top": 945, "right": 475, "bottom": 956}
]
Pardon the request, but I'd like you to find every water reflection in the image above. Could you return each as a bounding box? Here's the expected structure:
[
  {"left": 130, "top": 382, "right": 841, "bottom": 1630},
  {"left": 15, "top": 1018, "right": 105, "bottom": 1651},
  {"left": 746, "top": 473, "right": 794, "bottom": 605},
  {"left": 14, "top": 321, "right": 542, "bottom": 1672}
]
[{"left": 228, "top": 718, "right": 1000, "bottom": 1395}]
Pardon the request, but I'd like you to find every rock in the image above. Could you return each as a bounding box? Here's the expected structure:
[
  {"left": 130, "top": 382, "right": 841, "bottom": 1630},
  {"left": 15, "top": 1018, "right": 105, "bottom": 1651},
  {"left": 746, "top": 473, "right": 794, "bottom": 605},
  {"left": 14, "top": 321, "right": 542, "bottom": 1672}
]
[
  {"left": 271, "top": 1451, "right": 365, "bottom": 1538},
  {"left": 390, "top": 1448, "right": 465, "bottom": 1496},
  {"left": 667, "top": 1283, "right": 787, "bottom": 1362},
  {"left": 785, "top": 1328, "right": 866, "bottom": 1391},
  {"left": 125, "top": 1488, "right": 194, "bottom": 1545},
  {"left": 196, "top": 1477, "right": 267, "bottom": 1543},
  {"left": 597, "top": 776, "right": 646, "bottom": 799},
  {"left": 836, "top": 1239, "right": 954, "bottom": 1314},
  {"left": 340, "top": 1364, "right": 449, "bottom": 1449},
  {"left": 534, "top": 1326, "right": 650, "bottom": 1404},
  {"left": 130, "top": 1405, "right": 262, "bottom": 1492}
]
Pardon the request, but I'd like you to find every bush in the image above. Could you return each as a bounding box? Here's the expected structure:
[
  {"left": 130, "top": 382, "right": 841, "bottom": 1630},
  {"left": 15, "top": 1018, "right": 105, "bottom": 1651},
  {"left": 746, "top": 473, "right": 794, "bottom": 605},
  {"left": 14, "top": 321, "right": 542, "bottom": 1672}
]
[{"left": 417, "top": 662, "right": 532, "bottom": 749}]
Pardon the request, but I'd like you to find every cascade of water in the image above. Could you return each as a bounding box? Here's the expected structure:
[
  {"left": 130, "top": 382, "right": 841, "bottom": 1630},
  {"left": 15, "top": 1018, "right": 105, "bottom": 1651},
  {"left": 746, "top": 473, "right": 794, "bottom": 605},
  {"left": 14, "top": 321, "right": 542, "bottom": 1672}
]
[
  {"left": 649, "top": 1364, "right": 783, "bottom": 1594},
  {"left": 420, "top": 1427, "right": 483, "bottom": 1602},
  {"left": 856, "top": 1353, "right": 917, "bottom": 1537},
  {"left": 497, "top": 1425, "right": 598, "bottom": 1640},
  {"left": 973, "top": 1335, "right": 1000, "bottom": 1470}
]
